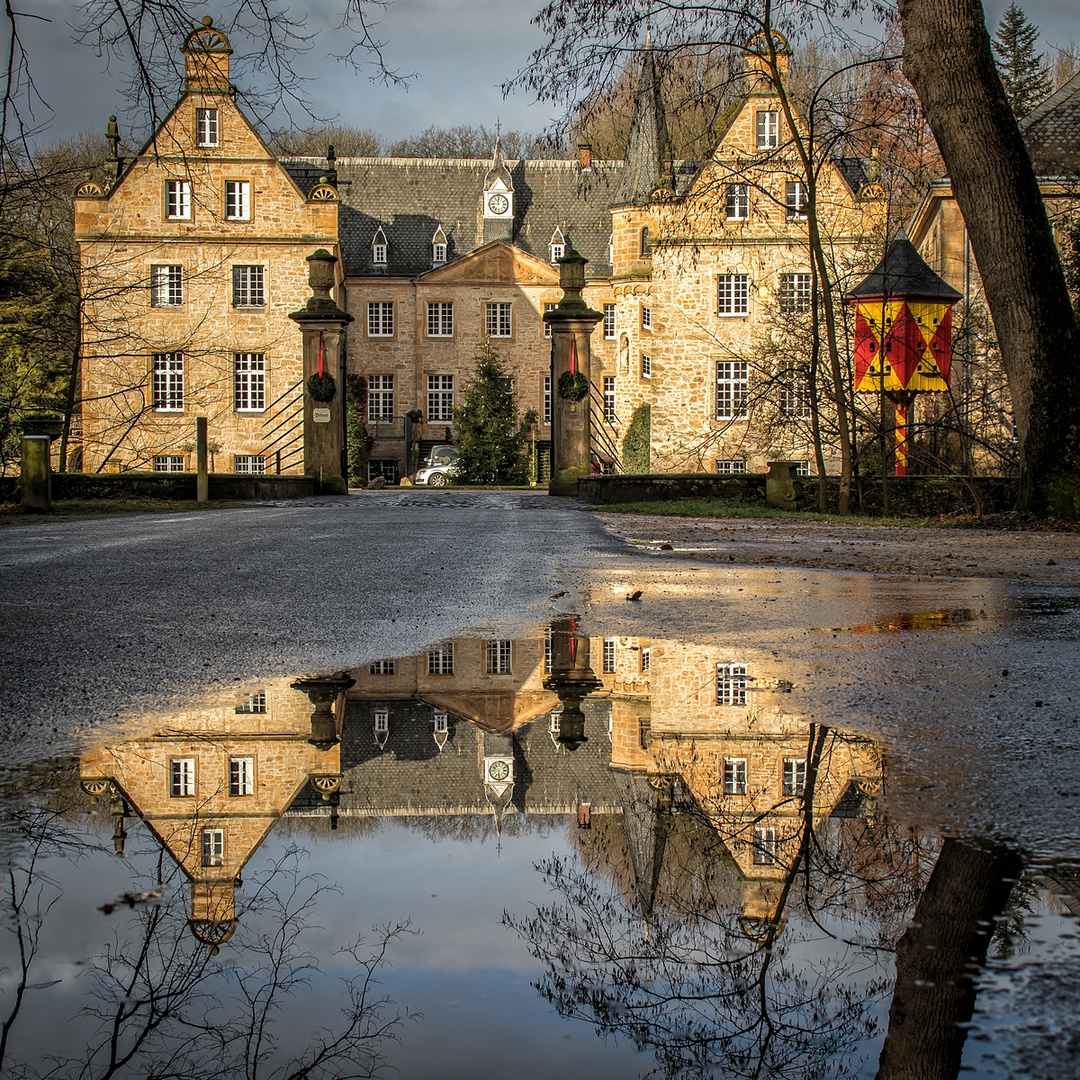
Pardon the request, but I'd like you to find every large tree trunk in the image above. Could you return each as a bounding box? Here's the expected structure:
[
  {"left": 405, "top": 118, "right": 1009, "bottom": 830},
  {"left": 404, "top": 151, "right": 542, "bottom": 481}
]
[
  {"left": 898, "top": 0, "right": 1080, "bottom": 517},
  {"left": 876, "top": 839, "right": 1023, "bottom": 1080}
]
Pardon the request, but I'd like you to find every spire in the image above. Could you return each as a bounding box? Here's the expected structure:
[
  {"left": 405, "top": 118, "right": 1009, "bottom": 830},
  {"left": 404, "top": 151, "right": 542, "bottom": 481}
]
[{"left": 614, "top": 34, "right": 673, "bottom": 206}]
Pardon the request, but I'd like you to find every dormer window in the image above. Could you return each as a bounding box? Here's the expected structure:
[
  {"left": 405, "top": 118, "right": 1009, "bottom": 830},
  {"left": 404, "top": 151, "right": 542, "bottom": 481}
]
[
  {"left": 372, "top": 227, "right": 388, "bottom": 267},
  {"left": 432, "top": 226, "right": 447, "bottom": 266},
  {"left": 608, "top": 234, "right": 614, "bottom": 265},
  {"left": 196, "top": 108, "right": 219, "bottom": 147},
  {"left": 550, "top": 227, "right": 565, "bottom": 264}
]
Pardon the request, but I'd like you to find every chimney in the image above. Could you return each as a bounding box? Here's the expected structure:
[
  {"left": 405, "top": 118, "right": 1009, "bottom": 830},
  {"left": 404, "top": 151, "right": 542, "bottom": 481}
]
[{"left": 577, "top": 144, "right": 593, "bottom": 171}]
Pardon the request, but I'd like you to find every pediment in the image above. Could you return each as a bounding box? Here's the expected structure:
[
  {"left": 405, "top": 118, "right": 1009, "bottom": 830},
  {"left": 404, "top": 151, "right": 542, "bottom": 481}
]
[{"left": 419, "top": 241, "right": 560, "bottom": 286}]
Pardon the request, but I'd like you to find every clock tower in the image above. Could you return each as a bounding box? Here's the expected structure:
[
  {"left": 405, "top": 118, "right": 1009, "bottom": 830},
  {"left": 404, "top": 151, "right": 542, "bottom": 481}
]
[{"left": 482, "top": 137, "right": 514, "bottom": 244}]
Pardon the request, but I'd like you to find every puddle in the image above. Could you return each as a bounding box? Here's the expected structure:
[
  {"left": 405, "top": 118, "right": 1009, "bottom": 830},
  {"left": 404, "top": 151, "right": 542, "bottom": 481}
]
[{"left": 2, "top": 612, "right": 1078, "bottom": 1078}]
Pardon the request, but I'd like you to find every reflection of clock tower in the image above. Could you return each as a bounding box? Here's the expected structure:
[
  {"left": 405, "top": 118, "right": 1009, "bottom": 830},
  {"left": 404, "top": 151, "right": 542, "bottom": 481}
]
[
  {"left": 482, "top": 731, "right": 515, "bottom": 834},
  {"left": 482, "top": 137, "right": 515, "bottom": 244}
]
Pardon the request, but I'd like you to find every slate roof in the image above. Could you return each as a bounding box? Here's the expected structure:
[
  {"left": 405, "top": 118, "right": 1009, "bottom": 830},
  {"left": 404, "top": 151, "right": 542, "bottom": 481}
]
[
  {"left": 1022, "top": 69, "right": 1080, "bottom": 176},
  {"left": 847, "top": 226, "right": 963, "bottom": 301},
  {"left": 282, "top": 155, "right": 623, "bottom": 279},
  {"left": 615, "top": 44, "right": 674, "bottom": 206}
]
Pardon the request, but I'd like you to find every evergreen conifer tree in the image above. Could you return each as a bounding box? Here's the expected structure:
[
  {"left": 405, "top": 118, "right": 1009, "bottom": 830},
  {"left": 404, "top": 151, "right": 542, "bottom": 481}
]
[
  {"left": 993, "top": 3, "right": 1052, "bottom": 118},
  {"left": 453, "top": 341, "right": 527, "bottom": 485}
]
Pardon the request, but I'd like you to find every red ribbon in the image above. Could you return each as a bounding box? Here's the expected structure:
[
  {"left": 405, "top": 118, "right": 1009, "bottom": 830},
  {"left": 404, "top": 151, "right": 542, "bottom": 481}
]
[
  {"left": 569, "top": 336, "right": 577, "bottom": 375},
  {"left": 318, "top": 333, "right": 324, "bottom": 378}
]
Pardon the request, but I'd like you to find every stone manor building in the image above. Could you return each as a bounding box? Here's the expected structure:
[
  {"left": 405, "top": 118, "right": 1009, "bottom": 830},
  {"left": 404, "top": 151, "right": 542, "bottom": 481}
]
[{"left": 74, "top": 20, "right": 888, "bottom": 481}]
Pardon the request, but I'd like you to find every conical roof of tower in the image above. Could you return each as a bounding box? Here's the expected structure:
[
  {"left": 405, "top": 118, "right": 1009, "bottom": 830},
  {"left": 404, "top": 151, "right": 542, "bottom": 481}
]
[
  {"left": 847, "top": 227, "right": 962, "bottom": 302},
  {"left": 613, "top": 38, "right": 673, "bottom": 206}
]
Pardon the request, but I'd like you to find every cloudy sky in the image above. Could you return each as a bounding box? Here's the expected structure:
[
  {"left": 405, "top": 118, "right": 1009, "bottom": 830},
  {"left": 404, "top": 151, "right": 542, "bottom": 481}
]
[{"left": 13, "top": 0, "right": 1080, "bottom": 150}]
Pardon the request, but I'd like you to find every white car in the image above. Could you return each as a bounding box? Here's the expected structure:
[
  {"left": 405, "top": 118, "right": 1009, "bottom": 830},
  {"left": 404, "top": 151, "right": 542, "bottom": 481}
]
[{"left": 414, "top": 445, "right": 460, "bottom": 486}]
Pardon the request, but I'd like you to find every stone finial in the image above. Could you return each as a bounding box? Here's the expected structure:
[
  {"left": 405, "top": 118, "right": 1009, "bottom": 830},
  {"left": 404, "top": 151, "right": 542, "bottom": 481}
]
[{"left": 555, "top": 246, "right": 590, "bottom": 311}]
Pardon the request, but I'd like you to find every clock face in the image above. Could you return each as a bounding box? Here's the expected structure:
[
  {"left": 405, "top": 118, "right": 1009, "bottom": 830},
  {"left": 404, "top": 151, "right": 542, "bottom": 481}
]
[
  {"left": 488, "top": 194, "right": 509, "bottom": 216},
  {"left": 488, "top": 759, "right": 510, "bottom": 781}
]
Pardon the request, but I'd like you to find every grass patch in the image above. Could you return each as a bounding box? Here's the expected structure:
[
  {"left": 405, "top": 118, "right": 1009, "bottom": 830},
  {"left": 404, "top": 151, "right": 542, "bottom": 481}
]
[
  {"left": 591, "top": 497, "right": 922, "bottom": 526},
  {"left": 0, "top": 497, "right": 235, "bottom": 522}
]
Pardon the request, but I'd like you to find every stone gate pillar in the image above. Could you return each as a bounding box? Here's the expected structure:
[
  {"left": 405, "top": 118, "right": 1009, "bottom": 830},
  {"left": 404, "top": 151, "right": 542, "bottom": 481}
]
[
  {"left": 543, "top": 247, "right": 603, "bottom": 496},
  {"left": 289, "top": 249, "right": 354, "bottom": 495}
]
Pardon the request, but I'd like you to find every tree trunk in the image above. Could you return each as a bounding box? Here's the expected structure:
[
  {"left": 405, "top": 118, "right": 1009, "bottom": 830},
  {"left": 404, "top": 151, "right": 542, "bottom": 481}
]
[
  {"left": 897, "top": 0, "right": 1080, "bottom": 517},
  {"left": 876, "top": 838, "right": 1022, "bottom": 1080}
]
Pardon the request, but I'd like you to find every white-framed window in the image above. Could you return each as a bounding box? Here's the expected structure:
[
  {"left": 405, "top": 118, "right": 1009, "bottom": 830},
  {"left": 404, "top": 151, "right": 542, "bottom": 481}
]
[
  {"left": 372, "top": 227, "right": 388, "bottom": 266},
  {"left": 723, "top": 757, "right": 748, "bottom": 795},
  {"left": 165, "top": 179, "right": 191, "bottom": 220},
  {"left": 549, "top": 714, "right": 561, "bottom": 735},
  {"left": 544, "top": 301, "right": 557, "bottom": 337},
  {"left": 602, "top": 638, "right": 616, "bottom": 673},
  {"left": 170, "top": 757, "right": 195, "bottom": 797},
  {"left": 224, "top": 180, "right": 250, "bottom": 221},
  {"left": 717, "top": 663, "right": 749, "bottom": 706},
  {"left": 785, "top": 181, "right": 808, "bottom": 220},
  {"left": 369, "top": 660, "right": 395, "bottom": 675},
  {"left": 486, "top": 639, "right": 512, "bottom": 674},
  {"left": 427, "top": 301, "right": 453, "bottom": 337},
  {"left": 152, "top": 352, "right": 184, "bottom": 412},
  {"left": 151, "top": 264, "right": 183, "bottom": 307},
  {"left": 428, "top": 643, "right": 454, "bottom": 675},
  {"left": 486, "top": 301, "right": 512, "bottom": 337},
  {"left": 550, "top": 242, "right": 564, "bottom": 263},
  {"left": 794, "top": 460, "right": 812, "bottom": 476},
  {"left": 725, "top": 183, "right": 749, "bottom": 220},
  {"left": 603, "top": 303, "right": 616, "bottom": 339},
  {"left": 543, "top": 375, "right": 552, "bottom": 425},
  {"left": 236, "top": 691, "right": 267, "bottom": 713},
  {"left": 229, "top": 757, "right": 254, "bottom": 797},
  {"left": 373, "top": 708, "right": 389, "bottom": 733},
  {"left": 756, "top": 110, "right": 779, "bottom": 149},
  {"left": 234, "top": 352, "right": 266, "bottom": 412},
  {"left": 717, "top": 274, "right": 750, "bottom": 316},
  {"left": 427, "top": 374, "right": 454, "bottom": 421},
  {"left": 753, "top": 825, "right": 777, "bottom": 865},
  {"left": 641, "top": 353, "right": 652, "bottom": 379},
  {"left": 201, "top": 828, "right": 225, "bottom": 867},
  {"left": 779, "top": 272, "right": 811, "bottom": 315},
  {"left": 778, "top": 369, "right": 811, "bottom": 419},
  {"left": 640, "top": 646, "right": 651, "bottom": 672},
  {"left": 232, "top": 265, "right": 265, "bottom": 307},
  {"left": 783, "top": 758, "right": 807, "bottom": 797},
  {"left": 234, "top": 454, "right": 266, "bottom": 474},
  {"left": 603, "top": 376, "right": 617, "bottom": 422},
  {"left": 641, "top": 304, "right": 652, "bottom": 331},
  {"left": 368, "top": 460, "right": 398, "bottom": 483},
  {"left": 544, "top": 628, "right": 552, "bottom": 674},
  {"left": 196, "top": 107, "right": 219, "bottom": 147},
  {"left": 715, "top": 361, "right": 750, "bottom": 420},
  {"left": 367, "top": 301, "right": 393, "bottom": 337},
  {"left": 369, "top": 374, "right": 394, "bottom": 420},
  {"left": 716, "top": 459, "right": 747, "bottom": 475},
  {"left": 432, "top": 227, "right": 448, "bottom": 266},
  {"left": 153, "top": 455, "right": 185, "bottom": 473},
  {"left": 433, "top": 710, "right": 449, "bottom": 734}
]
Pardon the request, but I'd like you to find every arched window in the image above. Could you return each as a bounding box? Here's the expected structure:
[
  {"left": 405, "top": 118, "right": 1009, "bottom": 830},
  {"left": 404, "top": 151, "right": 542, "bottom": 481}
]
[
  {"left": 549, "top": 227, "right": 565, "bottom": 264},
  {"left": 640, "top": 226, "right": 650, "bottom": 257}
]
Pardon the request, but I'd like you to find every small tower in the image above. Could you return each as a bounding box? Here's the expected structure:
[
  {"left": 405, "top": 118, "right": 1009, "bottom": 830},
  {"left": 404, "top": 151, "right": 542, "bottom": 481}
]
[
  {"left": 613, "top": 34, "right": 674, "bottom": 208},
  {"left": 482, "top": 137, "right": 515, "bottom": 244}
]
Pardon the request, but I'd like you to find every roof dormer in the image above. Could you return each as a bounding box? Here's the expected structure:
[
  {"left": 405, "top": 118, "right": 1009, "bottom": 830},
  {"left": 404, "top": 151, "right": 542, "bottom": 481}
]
[
  {"left": 432, "top": 226, "right": 448, "bottom": 266},
  {"left": 371, "top": 226, "right": 388, "bottom": 269}
]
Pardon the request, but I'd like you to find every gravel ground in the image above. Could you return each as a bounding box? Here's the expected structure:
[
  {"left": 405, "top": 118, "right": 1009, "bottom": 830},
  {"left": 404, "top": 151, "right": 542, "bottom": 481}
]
[{"left": 596, "top": 512, "right": 1080, "bottom": 583}]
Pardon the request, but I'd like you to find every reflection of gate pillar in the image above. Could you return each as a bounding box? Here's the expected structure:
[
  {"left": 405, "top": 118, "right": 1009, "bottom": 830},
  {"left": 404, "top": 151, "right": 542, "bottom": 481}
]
[
  {"left": 288, "top": 249, "right": 354, "bottom": 495},
  {"left": 543, "top": 248, "right": 603, "bottom": 496}
]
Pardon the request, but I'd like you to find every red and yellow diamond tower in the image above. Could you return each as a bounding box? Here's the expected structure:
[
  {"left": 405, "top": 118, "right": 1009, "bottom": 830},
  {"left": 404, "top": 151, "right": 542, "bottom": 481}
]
[{"left": 848, "top": 228, "right": 962, "bottom": 475}]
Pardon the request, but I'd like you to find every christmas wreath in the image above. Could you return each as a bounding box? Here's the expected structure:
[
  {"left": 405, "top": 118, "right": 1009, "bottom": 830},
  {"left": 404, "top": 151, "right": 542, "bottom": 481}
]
[
  {"left": 307, "top": 372, "right": 337, "bottom": 402},
  {"left": 558, "top": 370, "right": 589, "bottom": 401}
]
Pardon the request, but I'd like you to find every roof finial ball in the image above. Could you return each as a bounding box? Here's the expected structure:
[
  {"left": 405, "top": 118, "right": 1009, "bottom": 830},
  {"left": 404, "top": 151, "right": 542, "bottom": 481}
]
[{"left": 202, "top": 15, "right": 213, "bottom": 26}]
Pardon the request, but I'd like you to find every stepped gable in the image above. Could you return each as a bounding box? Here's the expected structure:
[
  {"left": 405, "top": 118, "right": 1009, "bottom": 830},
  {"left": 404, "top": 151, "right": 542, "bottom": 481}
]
[
  {"left": 281, "top": 156, "right": 621, "bottom": 278},
  {"left": 1022, "top": 69, "right": 1080, "bottom": 176}
]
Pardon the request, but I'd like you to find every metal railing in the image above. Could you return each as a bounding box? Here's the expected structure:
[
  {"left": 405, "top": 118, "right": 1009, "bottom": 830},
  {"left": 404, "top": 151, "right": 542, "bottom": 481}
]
[{"left": 261, "top": 378, "right": 304, "bottom": 473}]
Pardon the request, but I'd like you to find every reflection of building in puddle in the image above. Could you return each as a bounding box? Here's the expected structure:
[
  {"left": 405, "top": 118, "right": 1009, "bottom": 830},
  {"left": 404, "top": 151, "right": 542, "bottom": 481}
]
[{"left": 80, "top": 676, "right": 349, "bottom": 950}]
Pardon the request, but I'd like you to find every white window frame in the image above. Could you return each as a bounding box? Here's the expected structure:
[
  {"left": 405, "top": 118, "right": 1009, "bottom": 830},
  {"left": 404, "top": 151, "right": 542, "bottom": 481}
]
[
  {"left": 234, "top": 454, "right": 266, "bottom": 474},
  {"left": 550, "top": 243, "right": 564, "bottom": 263},
  {"left": 723, "top": 757, "right": 748, "bottom": 795},
  {"left": 716, "top": 663, "right": 749, "bottom": 706},
  {"left": 152, "top": 352, "right": 184, "bottom": 412},
  {"left": 641, "top": 304, "right": 652, "bottom": 331},
  {"left": 778, "top": 368, "right": 812, "bottom": 419},
  {"left": 603, "top": 303, "right": 616, "bottom": 339},
  {"left": 372, "top": 242, "right": 387, "bottom": 265},
  {"left": 486, "top": 301, "right": 512, "bottom": 338},
  {"left": 151, "top": 264, "right": 183, "bottom": 307},
  {"left": 779, "top": 272, "right": 811, "bottom": 315},
  {"left": 795, "top": 460, "right": 812, "bottom": 476},
  {"left": 486, "top": 639, "right": 512, "bottom": 675},
  {"left": 782, "top": 758, "right": 807, "bottom": 797},
  {"left": 753, "top": 825, "right": 777, "bottom": 865},
  {"left": 544, "top": 301, "right": 557, "bottom": 337},
  {"left": 756, "top": 110, "right": 779, "bottom": 149},
  {"left": 603, "top": 376, "right": 617, "bottom": 422},
  {"left": 716, "top": 459, "right": 748, "bottom": 475},
  {"left": 367, "top": 301, "right": 394, "bottom": 337},
  {"left": 368, "top": 374, "right": 394, "bottom": 421},
  {"left": 715, "top": 361, "right": 750, "bottom": 420},
  {"left": 195, "top": 108, "right": 219, "bottom": 148},
  {"left": 717, "top": 274, "right": 750, "bottom": 317},
  {"left": 369, "top": 660, "right": 395, "bottom": 675},
  {"left": 641, "top": 353, "right": 651, "bottom": 379},
  {"left": 428, "top": 643, "right": 454, "bottom": 675},
  {"left": 234, "top": 352, "right": 266, "bottom": 413},
  {"left": 166, "top": 180, "right": 191, "bottom": 220},
  {"left": 433, "top": 710, "right": 449, "bottom": 734},
  {"left": 725, "top": 183, "right": 749, "bottom": 221},
  {"left": 153, "top": 455, "right": 185, "bottom": 473},
  {"left": 224, "top": 180, "right": 250, "bottom": 221},
  {"left": 232, "top": 265, "right": 265, "bottom": 308},
  {"left": 374, "top": 708, "right": 389, "bottom": 733},
  {"left": 201, "top": 828, "right": 225, "bottom": 867},
  {"left": 640, "top": 646, "right": 651, "bottom": 672},
  {"left": 236, "top": 691, "right": 267, "bottom": 713},
  {"left": 785, "top": 181, "right": 808, "bottom": 220},
  {"left": 602, "top": 638, "right": 616, "bottom": 673},
  {"left": 433, "top": 241, "right": 447, "bottom": 265},
  {"left": 427, "top": 301, "right": 453, "bottom": 338},
  {"left": 427, "top": 374, "right": 454, "bottom": 421},
  {"left": 229, "top": 757, "right": 254, "bottom": 797},
  {"left": 543, "top": 374, "right": 552, "bottom": 425},
  {"left": 170, "top": 757, "right": 196, "bottom": 797}
]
